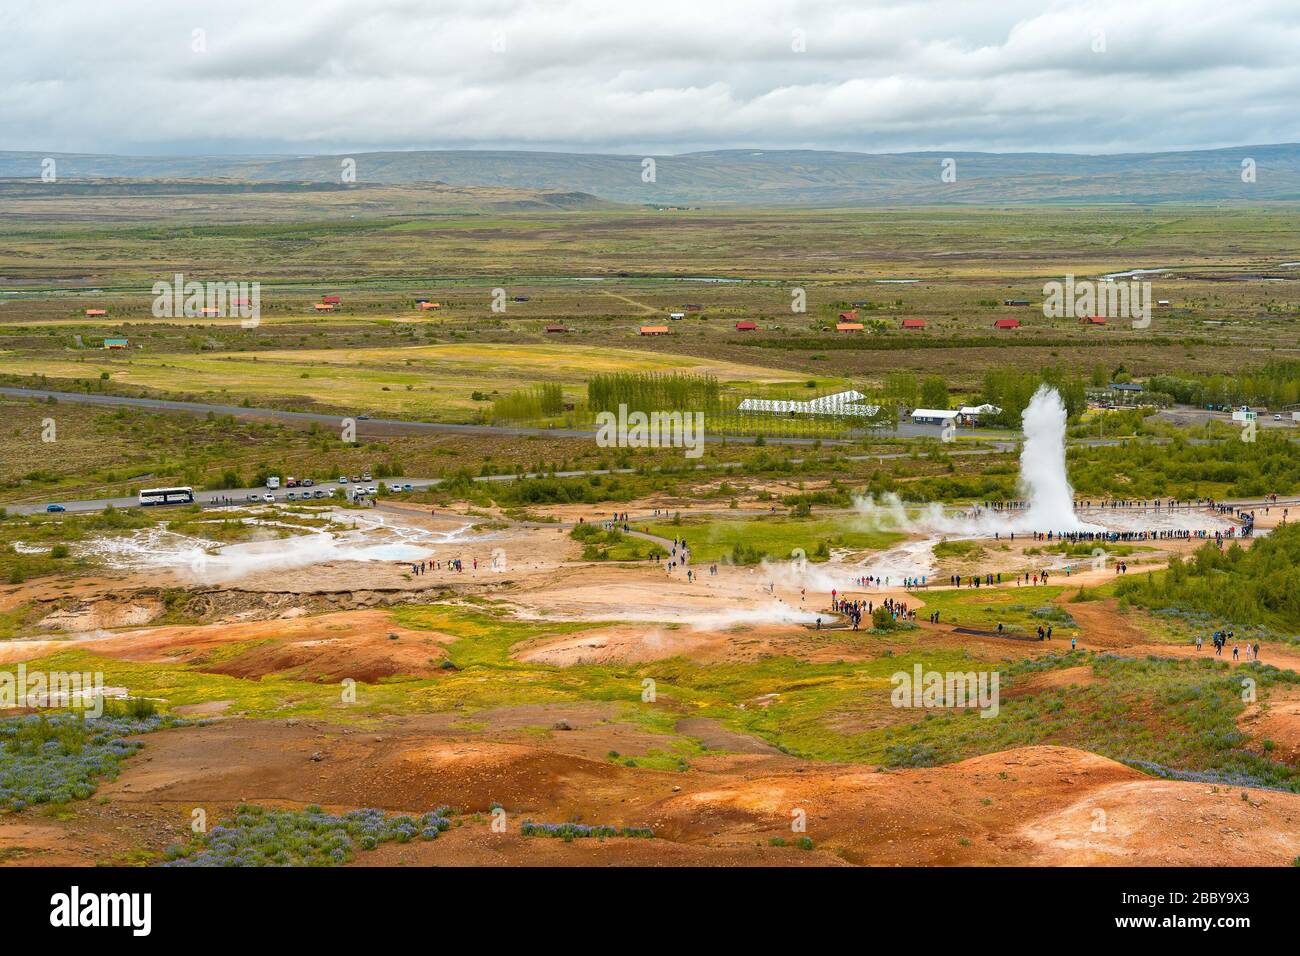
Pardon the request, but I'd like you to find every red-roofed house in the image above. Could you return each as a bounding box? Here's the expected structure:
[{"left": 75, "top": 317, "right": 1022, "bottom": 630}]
[
  {"left": 1081, "top": 316, "right": 1107, "bottom": 325},
  {"left": 322, "top": 295, "right": 341, "bottom": 304},
  {"left": 640, "top": 325, "right": 669, "bottom": 336},
  {"left": 84, "top": 308, "right": 107, "bottom": 316},
  {"left": 994, "top": 318, "right": 1020, "bottom": 329},
  {"left": 838, "top": 310, "right": 859, "bottom": 323},
  {"left": 419, "top": 301, "right": 442, "bottom": 310},
  {"left": 735, "top": 321, "right": 758, "bottom": 331},
  {"left": 902, "top": 319, "right": 926, "bottom": 329}
]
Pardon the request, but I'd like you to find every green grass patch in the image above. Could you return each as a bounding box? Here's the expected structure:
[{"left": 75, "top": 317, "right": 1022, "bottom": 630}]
[{"left": 635, "top": 515, "right": 903, "bottom": 564}]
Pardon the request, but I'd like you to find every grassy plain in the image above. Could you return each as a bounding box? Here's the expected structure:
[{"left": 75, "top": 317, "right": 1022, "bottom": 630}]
[
  {"left": 636, "top": 515, "right": 905, "bottom": 563},
  {"left": 0, "top": 343, "right": 797, "bottom": 421}
]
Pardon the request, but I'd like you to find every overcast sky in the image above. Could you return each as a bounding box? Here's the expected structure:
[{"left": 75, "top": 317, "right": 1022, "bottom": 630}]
[{"left": 3, "top": 0, "right": 1298, "bottom": 156}]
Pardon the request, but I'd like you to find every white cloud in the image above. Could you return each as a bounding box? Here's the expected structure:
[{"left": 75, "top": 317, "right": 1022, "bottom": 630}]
[{"left": 0, "top": 0, "right": 1297, "bottom": 154}]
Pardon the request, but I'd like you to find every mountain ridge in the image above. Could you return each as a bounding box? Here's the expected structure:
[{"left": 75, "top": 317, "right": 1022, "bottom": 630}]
[{"left": 2, "top": 144, "right": 1298, "bottom": 206}]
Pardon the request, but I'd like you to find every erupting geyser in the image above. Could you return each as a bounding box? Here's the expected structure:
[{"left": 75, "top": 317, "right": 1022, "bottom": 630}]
[{"left": 1016, "top": 385, "right": 1088, "bottom": 532}]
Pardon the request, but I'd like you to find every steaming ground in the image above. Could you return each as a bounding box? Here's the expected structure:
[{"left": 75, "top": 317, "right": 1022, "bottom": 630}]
[
  {"left": 2, "top": 388, "right": 1287, "bottom": 871},
  {"left": 77, "top": 506, "right": 480, "bottom": 584}
]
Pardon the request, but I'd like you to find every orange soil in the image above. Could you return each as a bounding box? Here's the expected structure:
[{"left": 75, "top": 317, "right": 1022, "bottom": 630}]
[{"left": 7, "top": 716, "right": 1296, "bottom": 866}]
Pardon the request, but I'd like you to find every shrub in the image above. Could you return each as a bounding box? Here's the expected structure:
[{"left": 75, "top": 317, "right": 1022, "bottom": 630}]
[
  {"left": 0, "top": 711, "right": 183, "bottom": 811},
  {"left": 164, "top": 805, "right": 453, "bottom": 866},
  {"left": 520, "top": 820, "right": 653, "bottom": 841}
]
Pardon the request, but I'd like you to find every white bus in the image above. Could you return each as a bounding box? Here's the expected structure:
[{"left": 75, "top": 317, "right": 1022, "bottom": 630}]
[{"left": 139, "top": 486, "right": 195, "bottom": 507}]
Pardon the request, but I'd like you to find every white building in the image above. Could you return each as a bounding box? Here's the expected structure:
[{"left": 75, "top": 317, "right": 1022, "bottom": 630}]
[
  {"left": 910, "top": 408, "right": 958, "bottom": 425},
  {"left": 957, "top": 403, "right": 1002, "bottom": 425}
]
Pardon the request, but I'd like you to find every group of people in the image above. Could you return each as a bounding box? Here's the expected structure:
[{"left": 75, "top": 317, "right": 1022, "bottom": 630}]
[
  {"left": 833, "top": 598, "right": 866, "bottom": 630},
  {"left": 827, "top": 593, "right": 915, "bottom": 630},
  {"left": 848, "top": 575, "right": 893, "bottom": 588},
  {"left": 665, "top": 537, "right": 690, "bottom": 573},
  {"left": 1198, "top": 630, "right": 1262, "bottom": 661},
  {"left": 409, "top": 558, "right": 468, "bottom": 574}
]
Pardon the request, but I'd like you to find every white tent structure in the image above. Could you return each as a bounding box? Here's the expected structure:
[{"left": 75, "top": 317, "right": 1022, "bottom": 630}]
[{"left": 737, "top": 389, "right": 881, "bottom": 418}]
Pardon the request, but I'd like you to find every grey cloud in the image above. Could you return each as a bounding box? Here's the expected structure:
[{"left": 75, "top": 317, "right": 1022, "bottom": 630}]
[{"left": 0, "top": 0, "right": 1297, "bottom": 154}]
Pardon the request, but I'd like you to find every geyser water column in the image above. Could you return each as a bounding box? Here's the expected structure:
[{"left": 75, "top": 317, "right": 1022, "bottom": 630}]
[{"left": 1014, "top": 385, "right": 1089, "bottom": 532}]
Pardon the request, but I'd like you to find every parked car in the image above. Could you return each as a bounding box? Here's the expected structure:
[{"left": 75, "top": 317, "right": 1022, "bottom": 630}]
[
  {"left": 388, "top": 483, "right": 402, "bottom": 493},
  {"left": 402, "top": 483, "right": 413, "bottom": 492},
  {"left": 246, "top": 494, "right": 259, "bottom": 502},
  {"left": 286, "top": 492, "right": 297, "bottom": 500},
  {"left": 350, "top": 475, "right": 361, "bottom": 483},
  {"left": 46, "top": 503, "right": 66, "bottom": 513},
  {"left": 302, "top": 478, "right": 314, "bottom": 487},
  {"left": 358, "top": 415, "right": 371, "bottom": 420},
  {"left": 338, "top": 476, "right": 348, "bottom": 484},
  {"left": 361, "top": 473, "right": 372, "bottom": 481},
  {"left": 263, "top": 494, "right": 275, "bottom": 503},
  {"left": 326, "top": 488, "right": 336, "bottom": 497},
  {"left": 366, "top": 486, "right": 378, "bottom": 496},
  {"left": 1274, "top": 414, "right": 1283, "bottom": 422}
]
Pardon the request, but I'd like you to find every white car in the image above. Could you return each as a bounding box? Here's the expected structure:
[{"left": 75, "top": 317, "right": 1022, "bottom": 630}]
[
  {"left": 388, "top": 483, "right": 402, "bottom": 493},
  {"left": 366, "top": 486, "right": 378, "bottom": 495},
  {"left": 263, "top": 493, "right": 275, "bottom": 503},
  {"left": 338, "top": 476, "right": 348, "bottom": 484},
  {"left": 1274, "top": 414, "right": 1282, "bottom": 422}
]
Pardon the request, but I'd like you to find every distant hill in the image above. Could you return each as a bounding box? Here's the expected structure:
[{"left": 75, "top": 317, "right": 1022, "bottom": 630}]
[
  {"left": 2, "top": 145, "right": 1299, "bottom": 206},
  {"left": 0, "top": 178, "right": 612, "bottom": 221}
]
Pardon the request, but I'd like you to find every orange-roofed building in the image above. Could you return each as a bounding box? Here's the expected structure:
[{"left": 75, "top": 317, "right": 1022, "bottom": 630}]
[
  {"left": 836, "top": 322, "right": 864, "bottom": 332},
  {"left": 639, "top": 325, "right": 669, "bottom": 336}
]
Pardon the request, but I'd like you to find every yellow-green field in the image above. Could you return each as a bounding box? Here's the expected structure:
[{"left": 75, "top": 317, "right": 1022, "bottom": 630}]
[{"left": 0, "top": 343, "right": 803, "bottom": 421}]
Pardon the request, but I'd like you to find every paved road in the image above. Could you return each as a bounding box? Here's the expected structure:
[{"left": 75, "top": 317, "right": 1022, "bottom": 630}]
[{"left": 5, "top": 447, "right": 993, "bottom": 515}]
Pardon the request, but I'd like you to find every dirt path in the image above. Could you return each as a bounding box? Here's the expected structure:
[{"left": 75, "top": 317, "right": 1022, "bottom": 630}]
[{"left": 1062, "top": 598, "right": 1153, "bottom": 649}]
